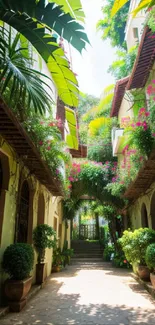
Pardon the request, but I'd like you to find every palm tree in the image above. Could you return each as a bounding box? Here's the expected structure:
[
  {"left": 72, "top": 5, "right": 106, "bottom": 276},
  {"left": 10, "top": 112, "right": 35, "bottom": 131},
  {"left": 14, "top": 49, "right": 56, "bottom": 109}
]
[
  {"left": 0, "top": 0, "right": 89, "bottom": 107},
  {"left": 0, "top": 26, "right": 53, "bottom": 115}
]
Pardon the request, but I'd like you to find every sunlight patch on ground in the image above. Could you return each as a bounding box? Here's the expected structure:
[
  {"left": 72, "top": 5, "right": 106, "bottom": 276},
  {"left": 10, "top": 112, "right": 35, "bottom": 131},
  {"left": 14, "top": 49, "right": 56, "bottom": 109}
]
[{"left": 51, "top": 269, "right": 155, "bottom": 309}]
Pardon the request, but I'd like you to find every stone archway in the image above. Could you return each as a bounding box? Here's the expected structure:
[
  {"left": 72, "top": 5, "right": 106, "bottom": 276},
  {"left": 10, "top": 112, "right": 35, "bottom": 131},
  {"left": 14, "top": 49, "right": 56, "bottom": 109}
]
[
  {"left": 150, "top": 191, "right": 155, "bottom": 229},
  {"left": 0, "top": 151, "right": 10, "bottom": 243},
  {"left": 141, "top": 203, "right": 148, "bottom": 228},
  {"left": 37, "top": 193, "right": 45, "bottom": 225}
]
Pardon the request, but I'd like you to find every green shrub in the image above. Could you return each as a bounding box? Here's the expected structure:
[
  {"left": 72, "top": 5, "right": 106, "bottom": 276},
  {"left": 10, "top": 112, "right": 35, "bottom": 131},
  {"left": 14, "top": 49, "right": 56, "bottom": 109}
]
[
  {"left": 145, "top": 243, "right": 155, "bottom": 271},
  {"left": 62, "top": 248, "right": 74, "bottom": 266},
  {"left": 33, "top": 224, "right": 57, "bottom": 263},
  {"left": 2, "top": 243, "right": 34, "bottom": 280},
  {"left": 99, "top": 225, "right": 110, "bottom": 248},
  {"left": 52, "top": 248, "right": 64, "bottom": 267},
  {"left": 103, "top": 244, "right": 115, "bottom": 261},
  {"left": 120, "top": 228, "right": 155, "bottom": 265},
  {"left": 113, "top": 251, "right": 131, "bottom": 269}
]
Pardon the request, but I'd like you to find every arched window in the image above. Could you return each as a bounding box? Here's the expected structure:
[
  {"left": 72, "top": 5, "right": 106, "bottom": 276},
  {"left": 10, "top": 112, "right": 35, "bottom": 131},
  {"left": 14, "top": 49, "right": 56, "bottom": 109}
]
[
  {"left": 17, "top": 181, "right": 30, "bottom": 243},
  {"left": 141, "top": 203, "right": 148, "bottom": 228},
  {"left": 37, "top": 193, "right": 45, "bottom": 225},
  {"left": 151, "top": 192, "right": 155, "bottom": 229}
]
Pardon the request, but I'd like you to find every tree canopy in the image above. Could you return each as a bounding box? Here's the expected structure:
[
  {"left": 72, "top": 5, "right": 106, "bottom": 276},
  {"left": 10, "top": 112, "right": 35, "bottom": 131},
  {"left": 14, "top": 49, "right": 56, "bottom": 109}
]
[
  {"left": 97, "top": 0, "right": 129, "bottom": 48},
  {"left": 108, "top": 46, "right": 137, "bottom": 80}
]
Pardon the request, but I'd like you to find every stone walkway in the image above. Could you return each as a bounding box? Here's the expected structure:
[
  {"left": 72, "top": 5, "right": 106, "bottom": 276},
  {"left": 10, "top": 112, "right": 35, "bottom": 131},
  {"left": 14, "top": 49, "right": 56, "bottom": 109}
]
[{"left": 1, "top": 262, "right": 155, "bottom": 325}]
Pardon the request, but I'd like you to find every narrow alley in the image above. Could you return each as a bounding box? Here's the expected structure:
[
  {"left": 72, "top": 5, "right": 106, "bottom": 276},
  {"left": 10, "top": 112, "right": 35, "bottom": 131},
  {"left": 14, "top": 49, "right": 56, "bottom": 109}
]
[{"left": 1, "top": 262, "right": 155, "bottom": 325}]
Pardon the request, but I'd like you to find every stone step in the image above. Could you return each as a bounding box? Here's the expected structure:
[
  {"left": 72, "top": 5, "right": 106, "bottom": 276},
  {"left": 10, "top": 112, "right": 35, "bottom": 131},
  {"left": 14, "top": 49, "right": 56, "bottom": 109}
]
[
  {"left": 73, "top": 251, "right": 102, "bottom": 255},
  {"left": 73, "top": 247, "right": 102, "bottom": 252},
  {"left": 71, "top": 258, "right": 104, "bottom": 264}
]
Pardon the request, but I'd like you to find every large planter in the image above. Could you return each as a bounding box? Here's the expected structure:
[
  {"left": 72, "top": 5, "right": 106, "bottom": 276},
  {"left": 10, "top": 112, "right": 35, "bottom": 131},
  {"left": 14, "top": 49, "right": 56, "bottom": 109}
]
[
  {"left": 137, "top": 265, "right": 150, "bottom": 281},
  {"left": 36, "top": 263, "right": 47, "bottom": 284},
  {"left": 150, "top": 273, "right": 155, "bottom": 288},
  {"left": 4, "top": 276, "right": 32, "bottom": 312},
  {"left": 52, "top": 265, "right": 61, "bottom": 273}
]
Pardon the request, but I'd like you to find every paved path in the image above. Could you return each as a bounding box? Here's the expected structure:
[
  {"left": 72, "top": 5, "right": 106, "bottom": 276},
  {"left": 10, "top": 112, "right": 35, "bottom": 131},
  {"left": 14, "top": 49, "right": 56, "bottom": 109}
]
[{"left": 1, "top": 262, "right": 155, "bottom": 325}]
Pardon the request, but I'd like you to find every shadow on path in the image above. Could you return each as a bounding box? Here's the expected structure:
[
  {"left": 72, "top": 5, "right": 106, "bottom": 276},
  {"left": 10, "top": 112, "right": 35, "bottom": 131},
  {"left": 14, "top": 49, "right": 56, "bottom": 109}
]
[{"left": 1, "top": 265, "right": 155, "bottom": 325}]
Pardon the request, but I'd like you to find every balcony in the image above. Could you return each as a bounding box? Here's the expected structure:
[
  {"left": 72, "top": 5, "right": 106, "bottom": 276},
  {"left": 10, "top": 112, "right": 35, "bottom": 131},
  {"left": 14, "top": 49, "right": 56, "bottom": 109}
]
[{"left": 111, "top": 128, "right": 124, "bottom": 157}]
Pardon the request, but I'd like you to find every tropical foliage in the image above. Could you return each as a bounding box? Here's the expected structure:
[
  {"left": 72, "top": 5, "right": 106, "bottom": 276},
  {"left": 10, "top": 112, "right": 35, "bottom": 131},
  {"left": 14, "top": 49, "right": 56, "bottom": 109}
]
[
  {"left": 24, "top": 115, "right": 72, "bottom": 195},
  {"left": 108, "top": 46, "right": 137, "bottom": 80},
  {"left": 119, "top": 228, "right": 155, "bottom": 265},
  {"left": 97, "top": 0, "right": 129, "bottom": 48},
  {"left": 78, "top": 94, "right": 99, "bottom": 120},
  {"left": 111, "top": 0, "right": 154, "bottom": 18},
  {"left": 0, "top": 0, "right": 89, "bottom": 107},
  {"left": 0, "top": 26, "right": 53, "bottom": 115}
]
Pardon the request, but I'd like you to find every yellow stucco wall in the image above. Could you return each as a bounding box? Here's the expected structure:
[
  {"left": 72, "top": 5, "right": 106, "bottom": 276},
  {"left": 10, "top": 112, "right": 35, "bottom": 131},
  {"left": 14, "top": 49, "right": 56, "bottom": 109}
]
[
  {"left": 128, "top": 182, "right": 155, "bottom": 230},
  {"left": 0, "top": 139, "right": 64, "bottom": 305},
  {"left": 118, "top": 95, "right": 134, "bottom": 123}
]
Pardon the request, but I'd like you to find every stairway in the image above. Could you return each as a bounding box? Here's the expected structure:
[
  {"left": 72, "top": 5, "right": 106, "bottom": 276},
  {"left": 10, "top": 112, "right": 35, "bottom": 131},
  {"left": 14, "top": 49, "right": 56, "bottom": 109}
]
[{"left": 71, "top": 240, "right": 103, "bottom": 265}]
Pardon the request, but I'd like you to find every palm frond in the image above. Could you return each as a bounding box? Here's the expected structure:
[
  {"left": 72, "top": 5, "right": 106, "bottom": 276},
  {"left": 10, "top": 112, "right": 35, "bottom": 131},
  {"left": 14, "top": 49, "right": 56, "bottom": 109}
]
[{"left": 0, "top": 26, "right": 53, "bottom": 115}]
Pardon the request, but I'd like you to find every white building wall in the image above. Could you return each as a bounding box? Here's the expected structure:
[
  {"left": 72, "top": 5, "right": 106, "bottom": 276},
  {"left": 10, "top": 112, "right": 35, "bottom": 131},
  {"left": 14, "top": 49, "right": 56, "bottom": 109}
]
[{"left": 125, "top": 0, "right": 146, "bottom": 50}]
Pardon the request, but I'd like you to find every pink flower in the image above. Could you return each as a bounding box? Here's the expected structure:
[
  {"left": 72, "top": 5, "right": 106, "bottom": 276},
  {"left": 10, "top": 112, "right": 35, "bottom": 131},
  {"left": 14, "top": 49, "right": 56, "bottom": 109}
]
[
  {"left": 136, "top": 122, "right": 141, "bottom": 127},
  {"left": 147, "top": 85, "right": 153, "bottom": 95},
  {"left": 152, "top": 133, "right": 155, "bottom": 137},
  {"left": 139, "top": 107, "right": 145, "bottom": 115},
  {"left": 145, "top": 112, "right": 150, "bottom": 117},
  {"left": 39, "top": 140, "right": 43, "bottom": 146},
  {"left": 46, "top": 146, "right": 51, "bottom": 151},
  {"left": 123, "top": 260, "right": 127, "bottom": 264},
  {"left": 40, "top": 121, "right": 44, "bottom": 125}
]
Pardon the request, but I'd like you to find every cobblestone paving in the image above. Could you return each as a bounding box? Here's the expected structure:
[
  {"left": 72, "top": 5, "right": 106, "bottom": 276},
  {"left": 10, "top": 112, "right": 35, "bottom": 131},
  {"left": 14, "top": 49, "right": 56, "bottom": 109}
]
[{"left": 1, "top": 262, "right": 155, "bottom": 325}]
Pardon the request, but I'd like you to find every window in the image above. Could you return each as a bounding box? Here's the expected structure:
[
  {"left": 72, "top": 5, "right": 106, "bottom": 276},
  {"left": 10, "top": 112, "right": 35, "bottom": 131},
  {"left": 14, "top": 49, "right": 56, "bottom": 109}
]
[
  {"left": 141, "top": 203, "right": 148, "bottom": 228},
  {"left": 133, "top": 28, "right": 139, "bottom": 40},
  {"left": 17, "top": 181, "right": 30, "bottom": 243}
]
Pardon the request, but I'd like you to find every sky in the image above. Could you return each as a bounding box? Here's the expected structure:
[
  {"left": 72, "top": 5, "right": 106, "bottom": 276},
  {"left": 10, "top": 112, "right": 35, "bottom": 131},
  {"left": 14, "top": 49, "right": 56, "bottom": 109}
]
[{"left": 70, "top": 0, "right": 116, "bottom": 98}]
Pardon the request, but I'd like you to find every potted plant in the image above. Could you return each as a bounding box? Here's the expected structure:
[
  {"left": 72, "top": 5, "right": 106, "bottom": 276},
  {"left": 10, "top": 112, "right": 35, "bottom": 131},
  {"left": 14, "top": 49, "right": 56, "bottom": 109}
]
[
  {"left": 62, "top": 248, "right": 74, "bottom": 267},
  {"left": 145, "top": 243, "right": 155, "bottom": 287},
  {"left": 33, "top": 224, "right": 56, "bottom": 284},
  {"left": 120, "top": 228, "right": 155, "bottom": 280},
  {"left": 52, "top": 248, "right": 64, "bottom": 272},
  {"left": 2, "top": 243, "right": 34, "bottom": 312}
]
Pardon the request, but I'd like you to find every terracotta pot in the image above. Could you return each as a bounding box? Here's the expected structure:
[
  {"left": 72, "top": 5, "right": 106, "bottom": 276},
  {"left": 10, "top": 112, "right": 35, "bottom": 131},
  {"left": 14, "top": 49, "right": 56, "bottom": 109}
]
[
  {"left": 36, "top": 263, "right": 47, "bottom": 284},
  {"left": 4, "top": 276, "right": 32, "bottom": 312},
  {"left": 52, "top": 265, "right": 61, "bottom": 272},
  {"left": 137, "top": 265, "right": 150, "bottom": 281},
  {"left": 150, "top": 273, "right": 155, "bottom": 288}
]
